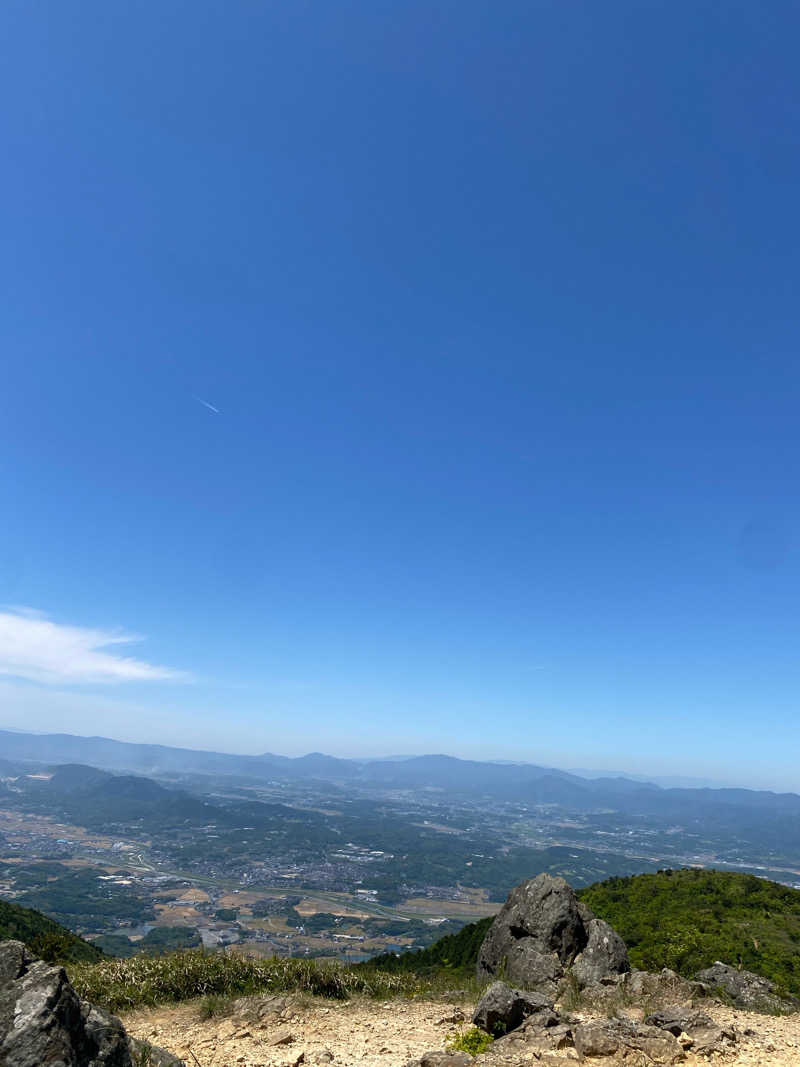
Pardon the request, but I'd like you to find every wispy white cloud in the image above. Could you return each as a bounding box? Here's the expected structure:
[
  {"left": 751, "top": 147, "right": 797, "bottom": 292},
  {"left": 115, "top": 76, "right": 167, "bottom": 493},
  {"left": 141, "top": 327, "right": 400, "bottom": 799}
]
[{"left": 0, "top": 608, "right": 188, "bottom": 685}]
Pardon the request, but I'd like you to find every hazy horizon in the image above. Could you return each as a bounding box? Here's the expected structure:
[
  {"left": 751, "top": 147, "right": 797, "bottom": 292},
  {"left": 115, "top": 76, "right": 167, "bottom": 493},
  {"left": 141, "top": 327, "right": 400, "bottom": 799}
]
[{"left": 0, "top": 722, "right": 773, "bottom": 795}]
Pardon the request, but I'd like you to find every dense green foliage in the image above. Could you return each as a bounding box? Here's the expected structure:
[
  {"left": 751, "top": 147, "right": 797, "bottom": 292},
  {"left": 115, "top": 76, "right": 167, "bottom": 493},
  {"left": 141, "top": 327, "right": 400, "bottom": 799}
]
[
  {"left": 0, "top": 898, "right": 102, "bottom": 964},
  {"left": 69, "top": 949, "right": 453, "bottom": 1013},
  {"left": 446, "top": 1027, "right": 494, "bottom": 1054},
  {"left": 579, "top": 869, "right": 800, "bottom": 997},
  {"left": 363, "top": 915, "right": 493, "bottom": 976}
]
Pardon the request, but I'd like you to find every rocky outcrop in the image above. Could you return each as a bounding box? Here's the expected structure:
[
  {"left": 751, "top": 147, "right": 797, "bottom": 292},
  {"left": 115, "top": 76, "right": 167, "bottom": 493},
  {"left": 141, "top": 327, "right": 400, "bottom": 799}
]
[
  {"left": 694, "top": 961, "right": 798, "bottom": 1013},
  {"left": 0, "top": 940, "right": 183, "bottom": 1067},
  {"left": 408, "top": 1011, "right": 720, "bottom": 1065},
  {"left": 644, "top": 1006, "right": 715, "bottom": 1035},
  {"left": 625, "top": 966, "right": 699, "bottom": 1000},
  {"left": 644, "top": 1006, "right": 736, "bottom": 1055},
  {"left": 476, "top": 874, "right": 629, "bottom": 995},
  {"left": 467, "top": 980, "right": 737, "bottom": 1063},
  {"left": 572, "top": 1018, "right": 686, "bottom": 1062},
  {"left": 471, "top": 981, "right": 556, "bottom": 1035}
]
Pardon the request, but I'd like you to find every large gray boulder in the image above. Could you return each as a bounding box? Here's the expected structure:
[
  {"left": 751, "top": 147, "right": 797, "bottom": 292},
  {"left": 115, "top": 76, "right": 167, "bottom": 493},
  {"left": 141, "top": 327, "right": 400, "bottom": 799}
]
[
  {"left": 476, "top": 875, "right": 629, "bottom": 995},
  {"left": 0, "top": 940, "right": 183, "bottom": 1067}
]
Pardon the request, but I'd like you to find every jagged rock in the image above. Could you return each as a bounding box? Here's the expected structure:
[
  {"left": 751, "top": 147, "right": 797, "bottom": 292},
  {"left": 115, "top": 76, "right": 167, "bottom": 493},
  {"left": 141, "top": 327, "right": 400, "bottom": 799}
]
[
  {"left": 472, "top": 981, "right": 556, "bottom": 1035},
  {"left": 694, "top": 961, "right": 797, "bottom": 1013},
  {"left": 483, "top": 1013, "right": 686, "bottom": 1063},
  {"left": 573, "top": 1018, "right": 685, "bottom": 1063},
  {"left": 476, "top": 874, "right": 629, "bottom": 995},
  {"left": 624, "top": 966, "right": 698, "bottom": 1002},
  {"left": 686, "top": 1021, "right": 736, "bottom": 1055},
  {"left": 643, "top": 1005, "right": 736, "bottom": 1054},
  {"left": 509, "top": 1017, "right": 574, "bottom": 1052},
  {"left": 572, "top": 917, "right": 629, "bottom": 988},
  {"left": 0, "top": 940, "right": 183, "bottom": 1067},
  {"left": 644, "top": 1007, "right": 714, "bottom": 1035}
]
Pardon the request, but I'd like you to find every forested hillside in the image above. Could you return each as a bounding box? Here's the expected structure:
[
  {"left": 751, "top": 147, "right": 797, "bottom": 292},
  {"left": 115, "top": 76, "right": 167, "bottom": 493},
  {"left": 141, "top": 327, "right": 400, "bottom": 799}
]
[
  {"left": 362, "top": 915, "right": 493, "bottom": 976},
  {"left": 580, "top": 868, "right": 800, "bottom": 997},
  {"left": 0, "top": 898, "right": 103, "bottom": 964}
]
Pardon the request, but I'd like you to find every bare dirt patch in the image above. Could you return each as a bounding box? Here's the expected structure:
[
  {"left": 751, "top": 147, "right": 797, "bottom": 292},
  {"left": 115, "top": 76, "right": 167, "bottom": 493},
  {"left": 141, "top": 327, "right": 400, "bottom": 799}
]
[
  {"left": 123, "top": 995, "right": 800, "bottom": 1067},
  {"left": 124, "top": 994, "right": 468, "bottom": 1067}
]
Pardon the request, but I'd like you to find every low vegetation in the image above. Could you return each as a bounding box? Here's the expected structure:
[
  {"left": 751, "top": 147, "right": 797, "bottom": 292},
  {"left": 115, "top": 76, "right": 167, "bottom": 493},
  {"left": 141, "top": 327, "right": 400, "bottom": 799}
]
[
  {"left": 69, "top": 948, "right": 450, "bottom": 1013},
  {"left": 198, "top": 992, "right": 235, "bottom": 1019}
]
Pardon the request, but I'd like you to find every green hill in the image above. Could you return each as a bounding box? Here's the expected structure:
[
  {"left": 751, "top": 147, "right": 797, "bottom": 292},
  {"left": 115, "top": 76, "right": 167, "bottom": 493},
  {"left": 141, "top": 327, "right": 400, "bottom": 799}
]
[
  {"left": 579, "top": 868, "right": 800, "bottom": 997},
  {"left": 363, "top": 869, "right": 800, "bottom": 999},
  {"left": 361, "top": 914, "right": 493, "bottom": 976},
  {"left": 0, "top": 897, "right": 103, "bottom": 964}
]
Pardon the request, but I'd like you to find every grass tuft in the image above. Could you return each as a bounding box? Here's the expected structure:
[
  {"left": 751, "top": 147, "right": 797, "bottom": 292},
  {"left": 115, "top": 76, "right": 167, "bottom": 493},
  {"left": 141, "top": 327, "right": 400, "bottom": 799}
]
[{"left": 198, "top": 992, "right": 234, "bottom": 1020}]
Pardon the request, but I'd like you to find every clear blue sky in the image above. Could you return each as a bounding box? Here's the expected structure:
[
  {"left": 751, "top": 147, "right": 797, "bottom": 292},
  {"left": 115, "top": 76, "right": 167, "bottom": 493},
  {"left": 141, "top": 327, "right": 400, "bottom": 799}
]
[{"left": 2, "top": 2, "right": 800, "bottom": 789}]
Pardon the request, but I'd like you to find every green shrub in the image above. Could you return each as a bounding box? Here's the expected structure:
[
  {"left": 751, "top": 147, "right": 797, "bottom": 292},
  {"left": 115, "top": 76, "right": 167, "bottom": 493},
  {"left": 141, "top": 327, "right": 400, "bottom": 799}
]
[{"left": 446, "top": 1027, "right": 494, "bottom": 1055}]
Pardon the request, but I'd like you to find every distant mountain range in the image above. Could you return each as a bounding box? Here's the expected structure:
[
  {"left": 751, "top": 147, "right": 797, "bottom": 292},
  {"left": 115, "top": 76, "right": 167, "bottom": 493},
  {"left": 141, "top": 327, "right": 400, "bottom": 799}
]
[
  {"left": 2, "top": 729, "right": 800, "bottom": 826},
  {"left": 0, "top": 728, "right": 624, "bottom": 789}
]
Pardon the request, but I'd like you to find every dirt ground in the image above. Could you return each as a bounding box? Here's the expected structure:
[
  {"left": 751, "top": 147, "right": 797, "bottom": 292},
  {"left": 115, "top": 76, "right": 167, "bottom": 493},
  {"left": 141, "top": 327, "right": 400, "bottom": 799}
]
[{"left": 123, "top": 993, "right": 800, "bottom": 1067}]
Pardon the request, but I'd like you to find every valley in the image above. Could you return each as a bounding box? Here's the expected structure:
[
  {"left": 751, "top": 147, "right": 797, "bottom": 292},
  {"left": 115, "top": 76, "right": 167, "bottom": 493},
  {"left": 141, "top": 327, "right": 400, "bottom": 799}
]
[{"left": 1, "top": 730, "right": 800, "bottom": 963}]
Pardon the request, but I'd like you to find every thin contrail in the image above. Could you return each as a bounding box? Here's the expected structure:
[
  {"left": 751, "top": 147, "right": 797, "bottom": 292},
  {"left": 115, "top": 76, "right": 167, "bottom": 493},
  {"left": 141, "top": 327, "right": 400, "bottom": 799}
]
[{"left": 193, "top": 395, "right": 221, "bottom": 414}]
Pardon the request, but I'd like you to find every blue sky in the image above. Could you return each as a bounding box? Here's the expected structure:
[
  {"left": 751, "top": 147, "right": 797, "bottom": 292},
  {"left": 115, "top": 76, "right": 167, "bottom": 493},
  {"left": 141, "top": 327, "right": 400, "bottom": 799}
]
[{"left": 2, "top": 2, "right": 800, "bottom": 789}]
